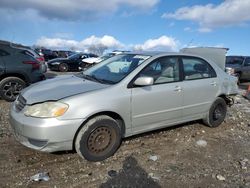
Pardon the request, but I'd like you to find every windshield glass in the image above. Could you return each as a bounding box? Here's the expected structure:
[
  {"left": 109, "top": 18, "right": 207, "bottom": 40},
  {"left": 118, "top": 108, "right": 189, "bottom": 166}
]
[{"left": 82, "top": 54, "right": 151, "bottom": 84}]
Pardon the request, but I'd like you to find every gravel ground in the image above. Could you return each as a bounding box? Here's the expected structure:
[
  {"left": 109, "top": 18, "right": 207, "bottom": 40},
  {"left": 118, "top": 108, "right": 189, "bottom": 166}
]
[{"left": 0, "top": 72, "right": 249, "bottom": 188}]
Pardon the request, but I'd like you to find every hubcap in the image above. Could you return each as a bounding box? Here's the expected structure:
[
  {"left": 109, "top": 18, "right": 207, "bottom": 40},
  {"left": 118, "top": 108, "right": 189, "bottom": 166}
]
[
  {"left": 213, "top": 104, "right": 223, "bottom": 121},
  {"left": 3, "top": 81, "right": 23, "bottom": 100},
  {"left": 60, "top": 64, "right": 67, "bottom": 71},
  {"left": 87, "top": 126, "right": 116, "bottom": 155}
]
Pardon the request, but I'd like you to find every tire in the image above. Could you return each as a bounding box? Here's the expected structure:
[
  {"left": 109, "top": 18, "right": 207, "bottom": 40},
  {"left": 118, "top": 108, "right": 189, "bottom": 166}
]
[
  {"left": 203, "top": 97, "right": 227, "bottom": 127},
  {"left": 75, "top": 115, "right": 122, "bottom": 162},
  {"left": 0, "top": 77, "right": 26, "bottom": 102},
  {"left": 58, "top": 63, "right": 68, "bottom": 72}
]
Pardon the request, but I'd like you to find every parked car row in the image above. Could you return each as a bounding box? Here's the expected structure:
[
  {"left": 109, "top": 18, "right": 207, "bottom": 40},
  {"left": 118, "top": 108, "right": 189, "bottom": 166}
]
[
  {"left": 0, "top": 40, "right": 46, "bottom": 101},
  {"left": 35, "top": 48, "right": 76, "bottom": 61},
  {"left": 47, "top": 51, "right": 129, "bottom": 72},
  {"left": 47, "top": 53, "right": 98, "bottom": 72}
]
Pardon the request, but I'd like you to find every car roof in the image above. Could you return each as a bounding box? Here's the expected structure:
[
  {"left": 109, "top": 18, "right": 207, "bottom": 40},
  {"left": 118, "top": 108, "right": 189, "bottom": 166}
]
[{"left": 124, "top": 51, "right": 203, "bottom": 57}]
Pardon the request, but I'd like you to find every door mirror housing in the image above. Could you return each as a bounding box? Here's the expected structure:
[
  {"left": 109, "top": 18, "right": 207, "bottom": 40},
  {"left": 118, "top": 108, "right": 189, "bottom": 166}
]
[{"left": 134, "top": 76, "right": 154, "bottom": 86}]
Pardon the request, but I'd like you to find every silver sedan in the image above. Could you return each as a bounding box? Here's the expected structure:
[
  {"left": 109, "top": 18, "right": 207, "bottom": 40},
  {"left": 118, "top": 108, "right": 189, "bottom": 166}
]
[{"left": 10, "top": 52, "right": 238, "bottom": 161}]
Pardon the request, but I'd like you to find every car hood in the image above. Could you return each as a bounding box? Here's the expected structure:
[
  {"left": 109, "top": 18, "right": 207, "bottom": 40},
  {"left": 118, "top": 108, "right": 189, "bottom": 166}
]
[{"left": 21, "top": 75, "right": 109, "bottom": 104}]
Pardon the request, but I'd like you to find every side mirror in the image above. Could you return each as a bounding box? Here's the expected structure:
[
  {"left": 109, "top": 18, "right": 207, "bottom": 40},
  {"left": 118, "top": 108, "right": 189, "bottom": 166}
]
[{"left": 134, "top": 76, "right": 154, "bottom": 86}]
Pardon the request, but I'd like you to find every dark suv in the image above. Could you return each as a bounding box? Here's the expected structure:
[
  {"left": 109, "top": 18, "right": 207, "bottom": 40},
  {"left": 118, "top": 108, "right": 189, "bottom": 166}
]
[
  {"left": 0, "top": 41, "right": 45, "bottom": 101},
  {"left": 226, "top": 56, "right": 250, "bottom": 82}
]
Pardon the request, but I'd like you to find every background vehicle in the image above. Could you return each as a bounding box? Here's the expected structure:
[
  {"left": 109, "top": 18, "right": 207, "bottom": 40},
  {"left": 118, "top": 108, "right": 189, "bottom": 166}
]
[
  {"left": 80, "top": 51, "right": 130, "bottom": 69},
  {"left": 10, "top": 52, "right": 238, "bottom": 161},
  {"left": 226, "top": 56, "right": 250, "bottom": 82},
  {"left": 57, "top": 50, "right": 75, "bottom": 58},
  {"left": 20, "top": 48, "right": 47, "bottom": 73},
  {"left": 80, "top": 54, "right": 114, "bottom": 69},
  {"left": 35, "top": 48, "right": 58, "bottom": 61},
  {"left": 48, "top": 53, "right": 98, "bottom": 72},
  {"left": 0, "top": 41, "right": 45, "bottom": 101}
]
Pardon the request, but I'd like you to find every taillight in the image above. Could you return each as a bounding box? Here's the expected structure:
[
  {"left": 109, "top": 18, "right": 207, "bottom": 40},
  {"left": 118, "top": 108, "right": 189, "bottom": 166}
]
[
  {"left": 23, "top": 61, "right": 40, "bottom": 70},
  {"left": 37, "top": 56, "right": 45, "bottom": 62}
]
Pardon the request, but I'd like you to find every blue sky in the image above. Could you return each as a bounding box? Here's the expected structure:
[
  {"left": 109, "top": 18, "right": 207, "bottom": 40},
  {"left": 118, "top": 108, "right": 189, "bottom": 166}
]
[{"left": 0, "top": 0, "right": 250, "bottom": 55}]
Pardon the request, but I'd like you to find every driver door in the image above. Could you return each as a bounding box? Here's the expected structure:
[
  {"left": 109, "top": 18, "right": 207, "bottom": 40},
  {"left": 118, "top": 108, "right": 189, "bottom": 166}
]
[{"left": 131, "top": 56, "right": 183, "bottom": 134}]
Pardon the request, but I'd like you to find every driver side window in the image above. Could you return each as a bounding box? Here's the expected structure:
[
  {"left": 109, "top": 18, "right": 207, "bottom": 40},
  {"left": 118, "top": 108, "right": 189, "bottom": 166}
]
[{"left": 139, "top": 57, "right": 180, "bottom": 84}]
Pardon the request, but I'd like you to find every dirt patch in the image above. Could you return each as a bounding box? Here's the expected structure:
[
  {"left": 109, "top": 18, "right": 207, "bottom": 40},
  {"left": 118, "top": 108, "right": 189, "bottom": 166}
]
[{"left": 0, "top": 93, "right": 249, "bottom": 187}]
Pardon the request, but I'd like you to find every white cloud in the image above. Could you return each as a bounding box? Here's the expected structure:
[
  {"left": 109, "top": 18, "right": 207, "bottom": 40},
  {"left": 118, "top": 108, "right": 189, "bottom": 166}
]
[
  {"left": 162, "top": 0, "right": 250, "bottom": 31},
  {"left": 0, "top": 0, "right": 159, "bottom": 20},
  {"left": 36, "top": 35, "right": 124, "bottom": 54},
  {"left": 36, "top": 35, "right": 179, "bottom": 54},
  {"left": 134, "top": 36, "right": 179, "bottom": 51},
  {"left": 36, "top": 37, "right": 78, "bottom": 49}
]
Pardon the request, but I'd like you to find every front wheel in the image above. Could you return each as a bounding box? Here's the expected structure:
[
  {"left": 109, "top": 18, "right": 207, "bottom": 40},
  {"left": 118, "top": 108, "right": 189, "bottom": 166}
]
[
  {"left": 203, "top": 97, "right": 227, "bottom": 127},
  {"left": 58, "top": 63, "right": 69, "bottom": 72},
  {"left": 75, "top": 115, "right": 122, "bottom": 161},
  {"left": 0, "top": 77, "right": 26, "bottom": 102}
]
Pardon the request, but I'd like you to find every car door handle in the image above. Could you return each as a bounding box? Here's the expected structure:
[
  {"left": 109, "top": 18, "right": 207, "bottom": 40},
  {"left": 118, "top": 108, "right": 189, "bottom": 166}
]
[
  {"left": 210, "top": 81, "right": 217, "bottom": 86},
  {"left": 174, "top": 86, "right": 182, "bottom": 92}
]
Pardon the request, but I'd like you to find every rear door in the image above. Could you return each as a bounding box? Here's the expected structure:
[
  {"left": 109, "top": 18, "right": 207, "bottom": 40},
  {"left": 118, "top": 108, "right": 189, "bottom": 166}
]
[{"left": 180, "top": 56, "right": 219, "bottom": 121}]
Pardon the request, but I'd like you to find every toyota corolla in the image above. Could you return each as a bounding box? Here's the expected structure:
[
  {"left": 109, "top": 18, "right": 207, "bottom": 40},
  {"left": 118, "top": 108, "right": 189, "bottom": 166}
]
[{"left": 10, "top": 52, "right": 238, "bottom": 161}]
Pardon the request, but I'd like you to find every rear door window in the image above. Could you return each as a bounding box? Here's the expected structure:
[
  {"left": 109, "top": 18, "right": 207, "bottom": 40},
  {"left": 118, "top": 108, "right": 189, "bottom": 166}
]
[{"left": 182, "top": 57, "right": 216, "bottom": 80}]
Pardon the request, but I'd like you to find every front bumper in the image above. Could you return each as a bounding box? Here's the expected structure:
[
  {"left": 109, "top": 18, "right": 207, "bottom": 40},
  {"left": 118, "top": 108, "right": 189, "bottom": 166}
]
[{"left": 9, "top": 103, "right": 85, "bottom": 152}]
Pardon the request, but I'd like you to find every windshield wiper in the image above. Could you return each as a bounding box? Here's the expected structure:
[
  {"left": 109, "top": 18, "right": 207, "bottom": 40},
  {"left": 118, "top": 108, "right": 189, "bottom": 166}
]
[
  {"left": 82, "top": 74, "right": 111, "bottom": 84},
  {"left": 98, "top": 79, "right": 116, "bottom": 84}
]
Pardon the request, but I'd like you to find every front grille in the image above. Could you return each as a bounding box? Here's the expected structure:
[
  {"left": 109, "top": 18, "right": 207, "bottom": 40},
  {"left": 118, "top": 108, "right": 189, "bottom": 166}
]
[{"left": 15, "top": 94, "right": 26, "bottom": 112}]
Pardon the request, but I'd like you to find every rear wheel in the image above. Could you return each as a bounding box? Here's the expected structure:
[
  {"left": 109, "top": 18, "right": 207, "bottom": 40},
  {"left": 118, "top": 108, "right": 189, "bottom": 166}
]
[
  {"left": 59, "top": 63, "right": 68, "bottom": 72},
  {"left": 0, "top": 77, "right": 26, "bottom": 102},
  {"left": 203, "top": 97, "right": 227, "bottom": 127},
  {"left": 75, "top": 115, "right": 122, "bottom": 161}
]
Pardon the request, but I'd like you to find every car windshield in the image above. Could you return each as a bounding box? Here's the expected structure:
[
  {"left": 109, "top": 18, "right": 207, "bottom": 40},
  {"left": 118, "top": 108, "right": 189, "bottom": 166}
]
[{"left": 81, "top": 54, "right": 151, "bottom": 84}]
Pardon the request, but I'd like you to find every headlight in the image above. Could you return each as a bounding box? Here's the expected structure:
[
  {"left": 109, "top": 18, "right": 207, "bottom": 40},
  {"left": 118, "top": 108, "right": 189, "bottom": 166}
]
[{"left": 24, "top": 102, "right": 69, "bottom": 118}]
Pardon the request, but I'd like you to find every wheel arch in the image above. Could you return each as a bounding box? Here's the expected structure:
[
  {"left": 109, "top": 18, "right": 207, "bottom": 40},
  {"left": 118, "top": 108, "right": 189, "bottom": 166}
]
[
  {"left": 0, "top": 73, "right": 28, "bottom": 83},
  {"left": 217, "top": 94, "right": 232, "bottom": 105},
  {"left": 72, "top": 111, "right": 126, "bottom": 151}
]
